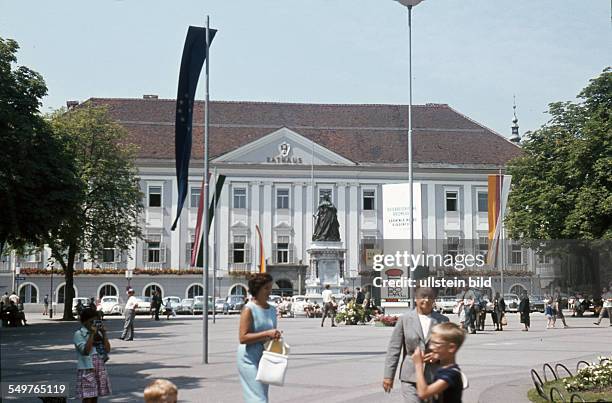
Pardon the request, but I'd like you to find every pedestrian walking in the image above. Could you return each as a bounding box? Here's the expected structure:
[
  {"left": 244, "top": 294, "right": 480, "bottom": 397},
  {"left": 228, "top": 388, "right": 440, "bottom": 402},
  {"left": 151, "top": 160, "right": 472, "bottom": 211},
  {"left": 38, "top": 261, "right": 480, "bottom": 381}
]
[
  {"left": 518, "top": 293, "right": 530, "bottom": 331},
  {"left": 237, "top": 273, "right": 281, "bottom": 403},
  {"left": 74, "top": 308, "right": 111, "bottom": 402},
  {"left": 43, "top": 294, "right": 49, "bottom": 315},
  {"left": 493, "top": 293, "right": 506, "bottom": 331},
  {"left": 151, "top": 290, "right": 162, "bottom": 321},
  {"left": 321, "top": 284, "right": 336, "bottom": 327},
  {"left": 594, "top": 287, "right": 612, "bottom": 326},
  {"left": 119, "top": 289, "right": 138, "bottom": 341},
  {"left": 355, "top": 287, "right": 365, "bottom": 305},
  {"left": 383, "top": 287, "right": 449, "bottom": 403},
  {"left": 553, "top": 295, "right": 568, "bottom": 328},
  {"left": 545, "top": 298, "right": 555, "bottom": 329}
]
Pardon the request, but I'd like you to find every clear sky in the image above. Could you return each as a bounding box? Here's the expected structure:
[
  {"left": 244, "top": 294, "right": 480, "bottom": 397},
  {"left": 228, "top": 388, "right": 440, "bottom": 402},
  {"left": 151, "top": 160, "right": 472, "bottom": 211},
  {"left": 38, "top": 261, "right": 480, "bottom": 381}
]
[{"left": 1, "top": 0, "right": 610, "bottom": 136}]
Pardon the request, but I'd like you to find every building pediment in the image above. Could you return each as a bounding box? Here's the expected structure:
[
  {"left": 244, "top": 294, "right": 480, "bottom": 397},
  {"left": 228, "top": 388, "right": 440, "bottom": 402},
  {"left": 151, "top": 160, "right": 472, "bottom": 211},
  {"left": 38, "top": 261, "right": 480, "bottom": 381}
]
[{"left": 212, "top": 127, "right": 355, "bottom": 166}]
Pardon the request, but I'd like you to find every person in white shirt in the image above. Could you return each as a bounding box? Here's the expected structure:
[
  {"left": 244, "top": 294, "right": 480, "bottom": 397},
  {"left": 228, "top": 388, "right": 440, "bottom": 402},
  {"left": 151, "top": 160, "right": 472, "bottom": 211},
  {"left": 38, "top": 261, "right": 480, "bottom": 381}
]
[
  {"left": 120, "top": 289, "right": 138, "bottom": 341},
  {"left": 321, "top": 284, "right": 336, "bottom": 327}
]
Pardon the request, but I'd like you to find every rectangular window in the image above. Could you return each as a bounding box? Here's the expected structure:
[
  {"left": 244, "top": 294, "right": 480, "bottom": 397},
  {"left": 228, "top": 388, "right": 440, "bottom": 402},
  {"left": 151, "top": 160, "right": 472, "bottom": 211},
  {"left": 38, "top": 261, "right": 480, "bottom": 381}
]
[
  {"left": 445, "top": 191, "right": 458, "bottom": 212},
  {"left": 233, "top": 187, "right": 246, "bottom": 209},
  {"left": 190, "top": 187, "right": 201, "bottom": 208},
  {"left": 102, "top": 243, "right": 116, "bottom": 263},
  {"left": 477, "top": 192, "right": 488, "bottom": 212},
  {"left": 511, "top": 243, "right": 523, "bottom": 265},
  {"left": 276, "top": 236, "right": 290, "bottom": 263},
  {"left": 26, "top": 249, "right": 42, "bottom": 263},
  {"left": 444, "top": 236, "right": 460, "bottom": 259},
  {"left": 537, "top": 254, "right": 552, "bottom": 264},
  {"left": 363, "top": 190, "right": 375, "bottom": 211},
  {"left": 147, "top": 241, "right": 161, "bottom": 263},
  {"left": 478, "top": 236, "right": 489, "bottom": 261},
  {"left": 319, "top": 188, "right": 332, "bottom": 204},
  {"left": 186, "top": 234, "right": 195, "bottom": 264},
  {"left": 148, "top": 186, "right": 162, "bottom": 207},
  {"left": 233, "top": 235, "right": 246, "bottom": 263},
  {"left": 276, "top": 189, "right": 289, "bottom": 209}
]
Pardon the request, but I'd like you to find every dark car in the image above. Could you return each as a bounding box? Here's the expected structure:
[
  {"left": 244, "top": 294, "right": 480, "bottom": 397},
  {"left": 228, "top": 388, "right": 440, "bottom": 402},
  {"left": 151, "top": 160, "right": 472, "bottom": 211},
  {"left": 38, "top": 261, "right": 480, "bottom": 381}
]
[
  {"left": 529, "top": 296, "right": 545, "bottom": 312},
  {"left": 223, "top": 295, "right": 246, "bottom": 314}
]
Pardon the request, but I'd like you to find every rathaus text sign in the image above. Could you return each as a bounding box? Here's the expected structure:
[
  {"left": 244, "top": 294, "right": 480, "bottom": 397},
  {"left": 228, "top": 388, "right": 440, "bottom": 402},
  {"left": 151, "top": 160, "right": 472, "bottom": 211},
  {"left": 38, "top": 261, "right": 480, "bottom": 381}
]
[{"left": 265, "top": 142, "right": 304, "bottom": 164}]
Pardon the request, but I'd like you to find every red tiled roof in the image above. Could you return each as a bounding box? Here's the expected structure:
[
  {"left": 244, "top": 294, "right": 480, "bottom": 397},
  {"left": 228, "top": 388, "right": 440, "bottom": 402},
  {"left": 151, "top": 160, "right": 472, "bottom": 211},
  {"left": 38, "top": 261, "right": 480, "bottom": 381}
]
[{"left": 84, "top": 98, "right": 522, "bottom": 165}]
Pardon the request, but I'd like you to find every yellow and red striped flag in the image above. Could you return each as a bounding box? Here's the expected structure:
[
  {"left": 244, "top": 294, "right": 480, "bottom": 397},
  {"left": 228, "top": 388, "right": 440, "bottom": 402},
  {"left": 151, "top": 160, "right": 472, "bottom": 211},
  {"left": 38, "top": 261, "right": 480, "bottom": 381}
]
[
  {"left": 255, "top": 224, "right": 266, "bottom": 273},
  {"left": 487, "top": 174, "right": 512, "bottom": 266}
]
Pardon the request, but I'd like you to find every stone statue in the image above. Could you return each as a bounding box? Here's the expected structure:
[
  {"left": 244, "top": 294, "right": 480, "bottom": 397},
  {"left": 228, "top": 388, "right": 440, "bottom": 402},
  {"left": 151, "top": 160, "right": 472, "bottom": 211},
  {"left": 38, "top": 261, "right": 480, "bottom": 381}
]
[{"left": 312, "top": 195, "right": 340, "bottom": 242}]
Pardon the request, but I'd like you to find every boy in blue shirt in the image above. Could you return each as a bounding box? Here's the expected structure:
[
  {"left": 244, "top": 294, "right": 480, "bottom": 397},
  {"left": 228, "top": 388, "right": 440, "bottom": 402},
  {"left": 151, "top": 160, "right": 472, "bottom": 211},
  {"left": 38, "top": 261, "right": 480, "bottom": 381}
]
[{"left": 412, "top": 322, "right": 465, "bottom": 403}]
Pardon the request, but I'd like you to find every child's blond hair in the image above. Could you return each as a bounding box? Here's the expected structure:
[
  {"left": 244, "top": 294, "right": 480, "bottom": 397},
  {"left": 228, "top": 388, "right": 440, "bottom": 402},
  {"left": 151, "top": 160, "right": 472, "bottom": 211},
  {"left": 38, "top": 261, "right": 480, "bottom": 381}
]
[
  {"left": 431, "top": 322, "right": 466, "bottom": 349},
  {"left": 144, "top": 379, "right": 178, "bottom": 403}
]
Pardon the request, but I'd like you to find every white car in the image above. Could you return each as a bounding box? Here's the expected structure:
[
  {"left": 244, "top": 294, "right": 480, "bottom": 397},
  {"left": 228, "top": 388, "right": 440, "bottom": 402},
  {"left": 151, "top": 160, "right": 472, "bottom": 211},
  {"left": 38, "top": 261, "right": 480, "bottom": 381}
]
[
  {"left": 163, "top": 296, "right": 181, "bottom": 311},
  {"left": 134, "top": 296, "right": 152, "bottom": 314},
  {"left": 435, "top": 296, "right": 459, "bottom": 313},
  {"left": 504, "top": 293, "right": 520, "bottom": 312},
  {"left": 268, "top": 295, "right": 282, "bottom": 306},
  {"left": 290, "top": 295, "right": 307, "bottom": 316},
  {"left": 99, "top": 296, "right": 123, "bottom": 315},
  {"left": 72, "top": 297, "right": 90, "bottom": 316}
]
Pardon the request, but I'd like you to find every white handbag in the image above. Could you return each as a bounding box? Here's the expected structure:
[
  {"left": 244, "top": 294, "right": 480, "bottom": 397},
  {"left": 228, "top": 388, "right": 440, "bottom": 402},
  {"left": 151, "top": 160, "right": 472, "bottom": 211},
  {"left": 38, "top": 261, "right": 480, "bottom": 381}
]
[{"left": 255, "top": 338, "right": 290, "bottom": 386}]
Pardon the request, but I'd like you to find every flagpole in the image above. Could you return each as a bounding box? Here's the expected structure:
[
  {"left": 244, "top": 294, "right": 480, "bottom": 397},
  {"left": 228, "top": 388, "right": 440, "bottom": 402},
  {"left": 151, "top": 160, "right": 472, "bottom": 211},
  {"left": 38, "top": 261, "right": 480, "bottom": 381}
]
[
  {"left": 202, "top": 15, "right": 211, "bottom": 365},
  {"left": 499, "top": 168, "right": 504, "bottom": 298},
  {"left": 212, "top": 167, "right": 217, "bottom": 324}
]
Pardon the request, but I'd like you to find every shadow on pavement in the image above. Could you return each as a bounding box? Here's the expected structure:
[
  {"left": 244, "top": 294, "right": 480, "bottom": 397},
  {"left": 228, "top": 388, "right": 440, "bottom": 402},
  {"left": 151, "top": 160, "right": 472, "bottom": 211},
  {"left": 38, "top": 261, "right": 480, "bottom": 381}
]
[{"left": 0, "top": 319, "right": 202, "bottom": 402}]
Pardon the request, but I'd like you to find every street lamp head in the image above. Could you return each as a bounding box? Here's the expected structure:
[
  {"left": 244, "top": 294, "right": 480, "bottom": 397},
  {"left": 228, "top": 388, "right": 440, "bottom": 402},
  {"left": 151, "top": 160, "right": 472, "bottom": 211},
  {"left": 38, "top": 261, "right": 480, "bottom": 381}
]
[{"left": 394, "top": 0, "right": 425, "bottom": 7}]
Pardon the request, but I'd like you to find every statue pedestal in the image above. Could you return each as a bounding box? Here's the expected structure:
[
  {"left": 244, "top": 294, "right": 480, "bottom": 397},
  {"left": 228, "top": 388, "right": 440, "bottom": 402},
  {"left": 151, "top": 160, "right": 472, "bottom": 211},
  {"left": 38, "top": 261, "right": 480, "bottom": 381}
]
[{"left": 305, "top": 241, "right": 346, "bottom": 295}]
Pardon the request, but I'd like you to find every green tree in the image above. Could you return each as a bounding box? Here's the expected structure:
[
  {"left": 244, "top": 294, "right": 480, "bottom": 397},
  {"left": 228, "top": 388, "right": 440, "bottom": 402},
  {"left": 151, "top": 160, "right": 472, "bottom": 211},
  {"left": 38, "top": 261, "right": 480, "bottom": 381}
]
[
  {"left": 506, "top": 68, "right": 611, "bottom": 241},
  {"left": 506, "top": 68, "right": 611, "bottom": 294},
  {"left": 0, "top": 37, "right": 81, "bottom": 252},
  {"left": 46, "top": 105, "right": 143, "bottom": 319}
]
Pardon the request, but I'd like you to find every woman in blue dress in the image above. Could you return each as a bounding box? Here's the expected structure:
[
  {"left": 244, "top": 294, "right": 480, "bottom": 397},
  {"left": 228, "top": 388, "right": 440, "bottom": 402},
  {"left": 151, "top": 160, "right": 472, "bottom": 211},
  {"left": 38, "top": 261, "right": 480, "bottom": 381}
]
[{"left": 237, "top": 273, "right": 282, "bottom": 402}]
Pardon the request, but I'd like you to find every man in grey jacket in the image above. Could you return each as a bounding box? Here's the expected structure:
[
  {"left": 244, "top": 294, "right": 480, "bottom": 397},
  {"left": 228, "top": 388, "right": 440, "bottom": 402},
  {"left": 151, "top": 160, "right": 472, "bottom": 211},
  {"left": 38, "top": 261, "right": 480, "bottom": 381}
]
[{"left": 383, "top": 287, "right": 449, "bottom": 402}]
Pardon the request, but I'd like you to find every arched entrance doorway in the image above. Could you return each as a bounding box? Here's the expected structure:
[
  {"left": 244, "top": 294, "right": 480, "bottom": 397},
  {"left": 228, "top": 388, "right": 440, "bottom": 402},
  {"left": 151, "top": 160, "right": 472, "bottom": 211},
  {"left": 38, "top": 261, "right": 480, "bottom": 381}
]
[
  {"left": 510, "top": 284, "right": 527, "bottom": 296},
  {"left": 230, "top": 284, "right": 247, "bottom": 297}
]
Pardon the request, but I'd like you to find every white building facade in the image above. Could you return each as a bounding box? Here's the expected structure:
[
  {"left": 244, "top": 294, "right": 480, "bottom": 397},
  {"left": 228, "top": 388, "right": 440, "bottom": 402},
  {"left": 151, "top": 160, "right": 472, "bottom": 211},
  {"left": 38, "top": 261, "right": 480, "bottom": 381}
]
[{"left": 3, "top": 98, "right": 550, "bottom": 308}]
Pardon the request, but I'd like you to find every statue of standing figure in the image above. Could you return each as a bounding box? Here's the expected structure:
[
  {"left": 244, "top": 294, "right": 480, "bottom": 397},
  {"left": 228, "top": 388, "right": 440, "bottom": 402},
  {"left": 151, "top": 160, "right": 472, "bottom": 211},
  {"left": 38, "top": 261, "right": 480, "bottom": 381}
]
[{"left": 312, "top": 195, "right": 340, "bottom": 242}]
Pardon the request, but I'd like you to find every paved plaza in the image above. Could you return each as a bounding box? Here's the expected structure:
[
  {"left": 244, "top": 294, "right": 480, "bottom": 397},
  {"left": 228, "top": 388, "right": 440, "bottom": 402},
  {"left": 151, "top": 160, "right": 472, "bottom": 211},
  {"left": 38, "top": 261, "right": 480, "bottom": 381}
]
[{"left": 1, "top": 311, "right": 610, "bottom": 403}]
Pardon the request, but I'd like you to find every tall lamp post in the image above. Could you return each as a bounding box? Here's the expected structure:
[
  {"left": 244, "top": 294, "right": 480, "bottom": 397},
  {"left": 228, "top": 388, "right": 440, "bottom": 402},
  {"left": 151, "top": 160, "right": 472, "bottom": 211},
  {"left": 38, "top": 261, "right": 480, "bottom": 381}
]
[
  {"left": 47, "top": 260, "right": 55, "bottom": 319},
  {"left": 14, "top": 265, "right": 20, "bottom": 294},
  {"left": 394, "top": 0, "right": 425, "bottom": 308},
  {"left": 125, "top": 269, "right": 133, "bottom": 290}
]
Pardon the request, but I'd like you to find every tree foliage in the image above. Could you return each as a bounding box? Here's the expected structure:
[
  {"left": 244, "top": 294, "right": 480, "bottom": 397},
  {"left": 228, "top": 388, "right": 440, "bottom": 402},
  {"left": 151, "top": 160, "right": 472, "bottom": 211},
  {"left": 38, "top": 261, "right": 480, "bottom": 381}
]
[
  {"left": 46, "top": 105, "right": 144, "bottom": 319},
  {"left": 0, "top": 37, "right": 81, "bottom": 251},
  {"left": 506, "top": 68, "right": 612, "bottom": 243}
]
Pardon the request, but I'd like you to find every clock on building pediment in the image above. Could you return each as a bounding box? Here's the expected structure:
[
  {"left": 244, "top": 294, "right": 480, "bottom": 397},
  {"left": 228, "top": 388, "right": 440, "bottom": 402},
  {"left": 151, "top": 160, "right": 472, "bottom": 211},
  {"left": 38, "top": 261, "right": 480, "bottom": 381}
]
[{"left": 212, "top": 127, "right": 355, "bottom": 166}]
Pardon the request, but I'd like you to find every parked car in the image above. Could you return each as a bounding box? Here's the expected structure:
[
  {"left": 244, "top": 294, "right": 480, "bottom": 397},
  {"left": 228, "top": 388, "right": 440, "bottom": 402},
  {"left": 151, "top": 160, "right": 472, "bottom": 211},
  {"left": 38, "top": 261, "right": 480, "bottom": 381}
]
[
  {"left": 192, "top": 296, "right": 214, "bottom": 314},
  {"left": 98, "top": 296, "right": 123, "bottom": 315},
  {"left": 193, "top": 296, "right": 204, "bottom": 314},
  {"left": 163, "top": 296, "right": 181, "bottom": 311},
  {"left": 134, "top": 296, "right": 151, "bottom": 315},
  {"left": 177, "top": 298, "right": 194, "bottom": 315},
  {"left": 529, "top": 296, "right": 546, "bottom": 312},
  {"left": 504, "top": 293, "right": 520, "bottom": 312},
  {"left": 72, "top": 297, "right": 91, "bottom": 316},
  {"left": 214, "top": 298, "right": 225, "bottom": 312},
  {"left": 223, "top": 295, "right": 246, "bottom": 314},
  {"left": 268, "top": 295, "right": 282, "bottom": 306},
  {"left": 435, "top": 296, "right": 458, "bottom": 313}
]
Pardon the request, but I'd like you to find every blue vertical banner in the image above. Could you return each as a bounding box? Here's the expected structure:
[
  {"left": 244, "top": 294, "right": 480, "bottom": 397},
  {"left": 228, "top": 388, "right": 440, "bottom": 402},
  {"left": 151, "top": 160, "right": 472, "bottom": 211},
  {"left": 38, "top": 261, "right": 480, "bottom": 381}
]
[{"left": 172, "top": 26, "right": 217, "bottom": 230}]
